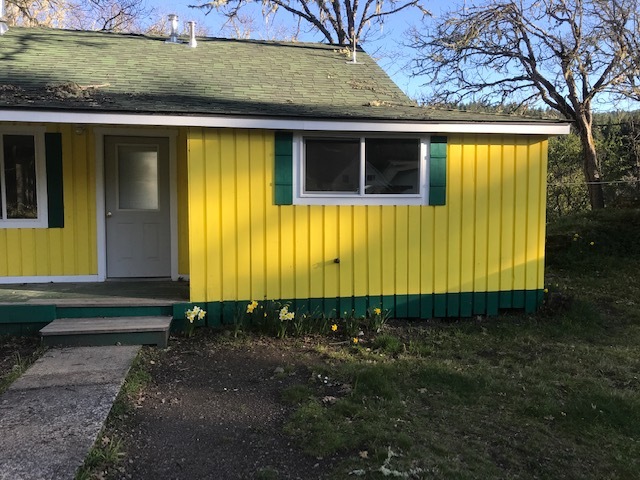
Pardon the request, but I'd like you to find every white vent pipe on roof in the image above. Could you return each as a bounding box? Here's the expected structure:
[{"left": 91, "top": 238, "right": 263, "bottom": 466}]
[
  {"left": 0, "top": 0, "right": 8, "bottom": 36},
  {"left": 165, "top": 14, "right": 180, "bottom": 43},
  {"left": 347, "top": 28, "right": 358, "bottom": 64},
  {"left": 188, "top": 21, "right": 197, "bottom": 48}
]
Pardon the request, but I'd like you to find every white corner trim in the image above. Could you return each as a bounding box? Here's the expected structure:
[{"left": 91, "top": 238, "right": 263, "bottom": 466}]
[
  {"left": 0, "top": 275, "right": 101, "bottom": 284},
  {"left": 95, "top": 134, "right": 107, "bottom": 281},
  {"left": 0, "top": 110, "right": 572, "bottom": 136},
  {"left": 168, "top": 134, "right": 179, "bottom": 281}
]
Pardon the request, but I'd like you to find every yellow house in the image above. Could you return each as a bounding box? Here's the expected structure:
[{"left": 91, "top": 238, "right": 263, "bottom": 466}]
[{"left": 0, "top": 27, "right": 569, "bottom": 330}]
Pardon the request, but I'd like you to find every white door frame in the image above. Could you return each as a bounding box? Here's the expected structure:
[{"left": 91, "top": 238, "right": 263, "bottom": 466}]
[{"left": 95, "top": 128, "right": 179, "bottom": 281}]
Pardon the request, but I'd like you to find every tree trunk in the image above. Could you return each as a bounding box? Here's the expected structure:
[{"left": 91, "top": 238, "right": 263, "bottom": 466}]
[{"left": 577, "top": 120, "right": 606, "bottom": 210}]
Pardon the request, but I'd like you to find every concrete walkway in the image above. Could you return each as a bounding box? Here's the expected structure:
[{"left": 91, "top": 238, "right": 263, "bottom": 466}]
[{"left": 0, "top": 346, "right": 140, "bottom": 480}]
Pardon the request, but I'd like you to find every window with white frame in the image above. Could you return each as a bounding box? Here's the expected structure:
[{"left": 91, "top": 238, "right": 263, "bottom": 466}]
[
  {"left": 294, "top": 134, "right": 427, "bottom": 205},
  {"left": 0, "top": 130, "right": 48, "bottom": 228}
]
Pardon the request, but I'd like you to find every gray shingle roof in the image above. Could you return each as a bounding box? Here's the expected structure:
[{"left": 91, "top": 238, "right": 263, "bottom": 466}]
[{"left": 0, "top": 27, "right": 564, "bottom": 124}]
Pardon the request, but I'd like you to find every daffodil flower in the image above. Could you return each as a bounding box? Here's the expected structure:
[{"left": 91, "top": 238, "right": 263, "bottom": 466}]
[
  {"left": 279, "top": 306, "right": 295, "bottom": 321},
  {"left": 186, "top": 306, "right": 207, "bottom": 324},
  {"left": 246, "top": 300, "right": 258, "bottom": 314}
]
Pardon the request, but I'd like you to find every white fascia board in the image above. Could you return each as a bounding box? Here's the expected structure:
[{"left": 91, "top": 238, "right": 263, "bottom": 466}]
[{"left": 0, "top": 109, "right": 572, "bottom": 135}]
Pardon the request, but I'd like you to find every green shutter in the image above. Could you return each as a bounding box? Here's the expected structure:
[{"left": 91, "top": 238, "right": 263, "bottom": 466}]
[
  {"left": 274, "top": 132, "right": 293, "bottom": 205},
  {"left": 45, "top": 132, "right": 64, "bottom": 228},
  {"left": 429, "top": 136, "right": 447, "bottom": 206}
]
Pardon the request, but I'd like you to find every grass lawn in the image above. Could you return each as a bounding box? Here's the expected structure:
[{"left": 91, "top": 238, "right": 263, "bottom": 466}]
[
  {"left": 77, "top": 208, "right": 640, "bottom": 479},
  {"left": 280, "top": 208, "right": 640, "bottom": 478}
]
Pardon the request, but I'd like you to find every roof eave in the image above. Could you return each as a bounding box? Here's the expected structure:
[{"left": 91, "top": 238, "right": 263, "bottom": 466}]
[{"left": 0, "top": 109, "right": 572, "bottom": 136}]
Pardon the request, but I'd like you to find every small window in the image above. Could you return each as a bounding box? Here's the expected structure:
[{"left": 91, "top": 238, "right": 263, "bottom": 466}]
[
  {"left": 304, "top": 138, "right": 360, "bottom": 193},
  {"left": 365, "top": 138, "right": 420, "bottom": 195},
  {"left": 295, "top": 135, "right": 427, "bottom": 205},
  {"left": 0, "top": 130, "right": 48, "bottom": 228}
]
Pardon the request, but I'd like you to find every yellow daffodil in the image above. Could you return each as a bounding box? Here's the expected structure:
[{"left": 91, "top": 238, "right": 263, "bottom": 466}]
[
  {"left": 331, "top": 324, "right": 338, "bottom": 332},
  {"left": 373, "top": 307, "right": 382, "bottom": 316},
  {"left": 279, "top": 306, "right": 295, "bottom": 321},
  {"left": 246, "top": 300, "right": 258, "bottom": 314},
  {"left": 186, "top": 306, "right": 206, "bottom": 324},
  {"left": 352, "top": 337, "right": 359, "bottom": 344}
]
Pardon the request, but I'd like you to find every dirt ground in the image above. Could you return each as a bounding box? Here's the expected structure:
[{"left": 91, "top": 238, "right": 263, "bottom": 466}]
[{"left": 108, "top": 332, "right": 337, "bottom": 479}]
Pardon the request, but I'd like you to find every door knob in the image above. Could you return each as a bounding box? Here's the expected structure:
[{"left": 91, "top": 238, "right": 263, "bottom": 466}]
[{"left": 106, "top": 211, "right": 113, "bottom": 217}]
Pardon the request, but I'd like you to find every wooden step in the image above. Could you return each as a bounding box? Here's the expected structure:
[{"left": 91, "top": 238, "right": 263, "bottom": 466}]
[{"left": 40, "top": 316, "right": 172, "bottom": 348}]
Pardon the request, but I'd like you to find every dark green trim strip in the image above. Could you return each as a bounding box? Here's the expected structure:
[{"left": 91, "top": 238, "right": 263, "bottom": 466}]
[
  {"left": 274, "top": 132, "right": 293, "bottom": 205},
  {"left": 0, "top": 305, "right": 56, "bottom": 324},
  {"left": 176, "top": 289, "right": 545, "bottom": 329},
  {"left": 434, "top": 294, "right": 447, "bottom": 318},
  {"left": 429, "top": 136, "right": 447, "bottom": 206},
  {"left": 57, "top": 305, "right": 173, "bottom": 318},
  {"left": 460, "top": 292, "right": 473, "bottom": 317},
  {"left": 487, "top": 292, "right": 500, "bottom": 316},
  {"left": 0, "top": 289, "right": 545, "bottom": 336},
  {"left": 45, "top": 132, "right": 64, "bottom": 228},
  {"left": 407, "top": 294, "right": 420, "bottom": 318}
]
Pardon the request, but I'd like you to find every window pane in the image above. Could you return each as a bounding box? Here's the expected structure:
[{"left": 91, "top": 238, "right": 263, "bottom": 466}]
[
  {"left": 305, "top": 138, "right": 360, "bottom": 193},
  {"left": 118, "top": 145, "right": 159, "bottom": 210},
  {"left": 365, "top": 139, "right": 420, "bottom": 194},
  {"left": 3, "top": 135, "right": 37, "bottom": 219}
]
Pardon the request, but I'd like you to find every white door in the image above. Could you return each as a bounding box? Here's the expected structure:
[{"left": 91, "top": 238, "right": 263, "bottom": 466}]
[{"left": 105, "top": 136, "right": 171, "bottom": 278}]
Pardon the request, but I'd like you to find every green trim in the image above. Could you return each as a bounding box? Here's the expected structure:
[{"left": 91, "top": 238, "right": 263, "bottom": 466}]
[
  {"left": 0, "top": 289, "right": 546, "bottom": 336},
  {"left": 421, "top": 295, "right": 433, "bottom": 319},
  {"left": 429, "top": 136, "right": 447, "bottom": 206},
  {"left": 45, "top": 132, "right": 64, "bottom": 228},
  {"left": 473, "top": 292, "right": 486, "bottom": 315},
  {"left": 434, "top": 294, "right": 447, "bottom": 317},
  {"left": 354, "top": 297, "right": 368, "bottom": 315},
  {"left": 447, "top": 294, "right": 460, "bottom": 317},
  {"left": 42, "top": 331, "right": 169, "bottom": 348},
  {"left": 274, "top": 132, "right": 293, "bottom": 205},
  {"left": 181, "top": 289, "right": 544, "bottom": 328},
  {"left": 499, "top": 291, "right": 512, "bottom": 309},
  {"left": 407, "top": 294, "right": 420, "bottom": 318},
  {"left": 487, "top": 292, "right": 500, "bottom": 316},
  {"left": 396, "top": 294, "right": 408, "bottom": 318},
  {"left": 0, "top": 305, "right": 56, "bottom": 336},
  {"left": 512, "top": 290, "right": 525, "bottom": 309},
  {"left": 339, "top": 297, "right": 353, "bottom": 317},
  {"left": 57, "top": 305, "right": 173, "bottom": 318},
  {"left": 524, "top": 290, "right": 540, "bottom": 314},
  {"left": 0, "top": 305, "right": 57, "bottom": 324},
  {"left": 460, "top": 292, "right": 473, "bottom": 317}
]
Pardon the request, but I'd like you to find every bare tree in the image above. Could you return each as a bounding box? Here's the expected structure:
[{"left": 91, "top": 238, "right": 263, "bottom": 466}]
[
  {"left": 411, "top": 0, "right": 640, "bottom": 209},
  {"left": 5, "top": 0, "right": 66, "bottom": 26},
  {"left": 5, "top": 0, "right": 151, "bottom": 31},
  {"left": 190, "top": 0, "right": 429, "bottom": 45}
]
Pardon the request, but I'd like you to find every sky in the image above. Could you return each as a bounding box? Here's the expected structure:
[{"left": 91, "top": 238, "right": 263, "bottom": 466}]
[{"left": 149, "top": 1, "right": 429, "bottom": 100}]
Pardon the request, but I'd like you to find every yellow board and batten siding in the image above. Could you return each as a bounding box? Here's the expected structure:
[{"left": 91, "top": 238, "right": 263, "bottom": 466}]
[
  {"left": 186, "top": 128, "right": 549, "bottom": 319},
  {"left": 0, "top": 124, "right": 191, "bottom": 279},
  {"left": 0, "top": 124, "right": 97, "bottom": 277}
]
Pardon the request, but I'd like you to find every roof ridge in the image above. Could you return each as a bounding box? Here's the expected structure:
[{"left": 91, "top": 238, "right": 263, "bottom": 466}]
[{"left": 5, "top": 25, "right": 360, "bottom": 49}]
